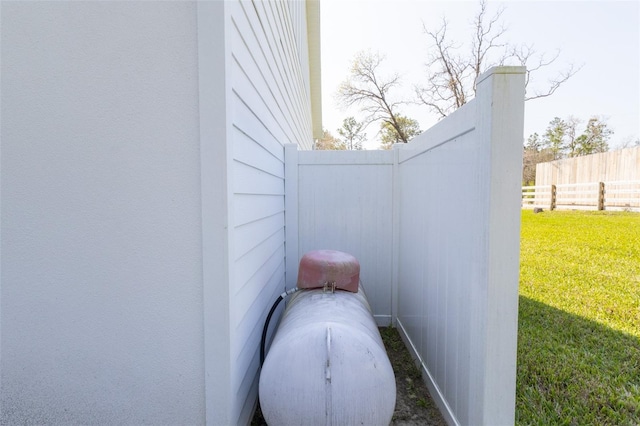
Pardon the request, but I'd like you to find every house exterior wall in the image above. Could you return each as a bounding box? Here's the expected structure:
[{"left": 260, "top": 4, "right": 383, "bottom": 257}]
[
  {"left": 1, "top": 1, "right": 316, "bottom": 425},
  {"left": 1, "top": 2, "right": 205, "bottom": 424},
  {"left": 224, "top": 0, "right": 315, "bottom": 423}
]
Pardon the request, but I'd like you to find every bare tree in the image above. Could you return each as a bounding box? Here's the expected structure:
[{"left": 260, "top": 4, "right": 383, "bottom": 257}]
[
  {"left": 619, "top": 136, "right": 640, "bottom": 149},
  {"left": 509, "top": 44, "right": 580, "bottom": 101},
  {"left": 337, "top": 51, "right": 413, "bottom": 143},
  {"left": 415, "top": 20, "right": 470, "bottom": 117},
  {"left": 416, "top": 0, "right": 580, "bottom": 118}
]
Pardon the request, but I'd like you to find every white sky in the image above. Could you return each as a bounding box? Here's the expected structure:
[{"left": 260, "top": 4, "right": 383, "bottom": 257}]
[{"left": 319, "top": 0, "right": 640, "bottom": 150}]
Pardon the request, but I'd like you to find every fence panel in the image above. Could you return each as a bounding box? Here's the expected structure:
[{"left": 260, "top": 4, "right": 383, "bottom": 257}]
[
  {"left": 604, "top": 181, "right": 640, "bottom": 209},
  {"left": 287, "top": 67, "right": 525, "bottom": 426},
  {"left": 395, "top": 66, "right": 525, "bottom": 426},
  {"left": 291, "top": 150, "right": 395, "bottom": 325},
  {"left": 522, "top": 181, "right": 640, "bottom": 211},
  {"left": 521, "top": 185, "right": 553, "bottom": 209}
]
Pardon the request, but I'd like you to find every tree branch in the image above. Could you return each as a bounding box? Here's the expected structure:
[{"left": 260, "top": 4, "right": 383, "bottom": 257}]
[{"left": 416, "top": 0, "right": 580, "bottom": 116}]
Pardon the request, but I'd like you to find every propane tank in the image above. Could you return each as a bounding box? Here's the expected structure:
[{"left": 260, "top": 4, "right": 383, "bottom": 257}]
[{"left": 259, "top": 250, "right": 396, "bottom": 426}]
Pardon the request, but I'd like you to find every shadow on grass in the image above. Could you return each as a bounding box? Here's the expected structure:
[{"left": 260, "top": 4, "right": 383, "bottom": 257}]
[{"left": 517, "top": 296, "right": 640, "bottom": 425}]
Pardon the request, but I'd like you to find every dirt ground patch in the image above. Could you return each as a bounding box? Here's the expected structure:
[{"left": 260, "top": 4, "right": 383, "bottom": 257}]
[
  {"left": 380, "top": 327, "right": 447, "bottom": 426},
  {"left": 252, "top": 327, "right": 446, "bottom": 425}
]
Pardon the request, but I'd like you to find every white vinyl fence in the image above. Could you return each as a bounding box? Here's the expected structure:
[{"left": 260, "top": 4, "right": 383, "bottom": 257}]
[
  {"left": 285, "top": 149, "right": 395, "bottom": 324},
  {"left": 286, "top": 67, "right": 526, "bottom": 426}
]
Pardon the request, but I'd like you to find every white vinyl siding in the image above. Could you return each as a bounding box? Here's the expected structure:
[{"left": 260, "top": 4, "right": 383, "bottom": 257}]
[{"left": 226, "top": 0, "right": 314, "bottom": 422}]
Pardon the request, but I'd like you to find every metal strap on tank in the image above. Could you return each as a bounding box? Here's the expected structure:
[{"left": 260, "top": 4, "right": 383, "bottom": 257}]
[
  {"left": 325, "top": 326, "right": 332, "bottom": 426},
  {"left": 323, "top": 281, "right": 336, "bottom": 293}
]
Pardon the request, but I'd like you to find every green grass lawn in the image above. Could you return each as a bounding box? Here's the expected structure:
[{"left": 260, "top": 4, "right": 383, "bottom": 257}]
[{"left": 517, "top": 210, "right": 640, "bottom": 425}]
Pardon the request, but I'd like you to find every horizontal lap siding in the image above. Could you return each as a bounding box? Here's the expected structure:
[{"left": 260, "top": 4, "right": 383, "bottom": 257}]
[
  {"left": 287, "top": 0, "right": 311, "bottom": 97},
  {"left": 228, "top": 0, "right": 313, "bottom": 423}
]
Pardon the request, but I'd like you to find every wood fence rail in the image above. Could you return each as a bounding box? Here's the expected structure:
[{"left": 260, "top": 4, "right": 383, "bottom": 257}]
[{"left": 522, "top": 181, "right": 640, "bottom": 211}]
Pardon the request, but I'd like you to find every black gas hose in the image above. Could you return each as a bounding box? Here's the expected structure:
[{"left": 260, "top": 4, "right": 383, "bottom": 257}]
[{"left": 260, "top": 287, "right": 299, "bottom": 367}]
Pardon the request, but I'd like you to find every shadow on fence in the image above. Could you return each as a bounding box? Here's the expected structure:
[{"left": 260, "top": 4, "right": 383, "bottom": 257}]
[{"left": 522, "top": 181, "right": 640, "bottom": 211}]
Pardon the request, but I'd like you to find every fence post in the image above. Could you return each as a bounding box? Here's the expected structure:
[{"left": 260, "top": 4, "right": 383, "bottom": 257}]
[
  {"left": 551, "top": 184, "right": 557, "bottom": 211},
  {"left": 284, "top": 144, "right": 299, "bottom": 290},
  {"left": 473, "top": 66, "right": 526, "bottom": 425},
  {"left": 598, "top": 182, "right": 605, "bottom": 210},
  {"left": 391, "top": 144, "right": 401, "bottom": 327}
]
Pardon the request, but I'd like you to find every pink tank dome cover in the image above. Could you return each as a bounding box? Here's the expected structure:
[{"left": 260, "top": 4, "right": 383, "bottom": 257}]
[{"left": 297, "top": 250, "right": 360, "bottom": 292}]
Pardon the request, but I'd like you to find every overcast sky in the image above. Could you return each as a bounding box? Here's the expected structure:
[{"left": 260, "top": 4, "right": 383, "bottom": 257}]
[{"left": 320, "top": 0, "right": 640, "bottom": 150}]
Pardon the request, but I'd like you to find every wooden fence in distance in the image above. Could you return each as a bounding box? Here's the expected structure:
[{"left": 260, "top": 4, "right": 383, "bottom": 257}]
[
  {"left": 535, "top": 146, "right": 640, "bottom": 185},
  {"left": 522, "top": 181, "right": 640, "bottom": 211}
]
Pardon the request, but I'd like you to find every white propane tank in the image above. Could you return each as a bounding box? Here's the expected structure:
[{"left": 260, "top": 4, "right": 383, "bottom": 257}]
[{"left": 258, "top": 286, "right": 396, "bottom": 425}]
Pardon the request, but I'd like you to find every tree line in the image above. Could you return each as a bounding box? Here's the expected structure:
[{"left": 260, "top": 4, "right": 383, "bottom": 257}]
[
  {"left": 319, "top": 0, "right": 581, "bottom": 151},
  {"left": 522, "top": 116, "right": 620, "bottom": 184}
]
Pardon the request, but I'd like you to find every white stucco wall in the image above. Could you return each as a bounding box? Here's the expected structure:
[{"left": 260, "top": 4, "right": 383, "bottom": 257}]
[
  {"left": 2, "top": 1, "right": 316, "bottom": 424},
  {"left": 1, "top": 2, "right": 205, "bottom": 424}
]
